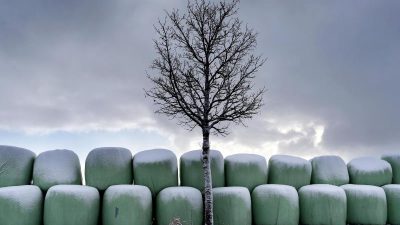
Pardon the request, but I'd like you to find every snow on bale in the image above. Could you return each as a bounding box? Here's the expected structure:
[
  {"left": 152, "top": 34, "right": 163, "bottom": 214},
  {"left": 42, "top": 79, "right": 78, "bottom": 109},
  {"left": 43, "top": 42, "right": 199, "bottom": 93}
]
[
  {"left": 157, "top": 187, "right": 203, "bottom": 225},
  {"left": 85, "top": 147, "right": 133, "bottom": 191},
  {"left": 180, "top": 150, "right": 224, "bottom": 192},
  {"left": 225, "top": 153, "right": 267, "bottom": 191},
  {"left": 0, "top": 145, "right": 35, "bottom": 187},
  {"left": 382, "top": 154, "right": 400, "bottom": 184},
  {"left": 341, "top": 184, "right": 387, "bottom": 225},
  {"left": 44, "top": 185, "right": 100, "bottom": 225},
  {"left": 103, "top": 185, "right": 152, "bottom": 225},
  {"left": 382, "top": 184, "right": 400, "bottom": 225},
  {"left": 213, "top": 187, "right": 251, "bottom": 225},
  {"left": 252, "top": 184, "right": 299, "bottom": 225},
  {"left": 33, "top": 149, "right": 82, "bottom": 191},
  {"left": 347, "top": 157, "right": 392, "bottom": 186},
  {"left": 268, "top": 155, "right": 312, "bottom": 189},
  {"left": 299, "top": 184, "right": 346, "bottom": 225},
  {"left": 133, "top": 149, "right": 178, "bottom": 197},
  {"left": 0, "top": 185, "right": 43, "bottom": 225},
  {"left": 311, "top": 155, "right": 349, "bottom": 186}
]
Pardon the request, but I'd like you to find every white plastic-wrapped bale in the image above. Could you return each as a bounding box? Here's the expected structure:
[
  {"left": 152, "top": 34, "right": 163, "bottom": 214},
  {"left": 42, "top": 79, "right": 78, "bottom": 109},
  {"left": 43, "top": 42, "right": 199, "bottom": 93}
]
[
  {"left": 341, "top": 184, "right": 387, "bottom": 225},
  {"left": 103, "top": 185, "right": 152, "bottom": 225},
  {"left": 157, "top": 187, "right": 203, "bottom": 225},
  {"left": 33, "top": 149, "right": 82, "bottom": 191},
  {"left": 85, "top": 147, "right": 133, "bottom": 191},
  {"left": 0, "top": 185, "right": 43, "bottom": 225},
  {"left": 0, "top": 145, "right": 35, "bottom": 187},
  {"left": 225, "top": 153, "right": 267, "bottom": 191},
  {"left": 213, "top": 187, "right": 251, "bottom": 225},
  {"left": 268, "top": 155, "right": 312, "bottom": 189},
  {"left": 44, "top": 185, "right": 100, "bottom": 225},
  {"left": 133, "top": 149, "right": 178, "bottom": 197},
  {"left": 382, "top": 184, "right": 400, "bottom": 225},
  {"left": 299, "top": 184, "right": 346, "bottom": 225},
  {"left": 311, "top": 155, "right": 349, "bottom": 186},
  {"left": 382, "top": 154, "right": 400, "bottom": 184},
  {"left": 347, "top": 157, "right": 392, "bottom": 186},
  {"left": 252, "top": 184, "right": 299, "bottom": 225},
  {"left": 180, "top": 150, "right": 224, "bottom": 192}
]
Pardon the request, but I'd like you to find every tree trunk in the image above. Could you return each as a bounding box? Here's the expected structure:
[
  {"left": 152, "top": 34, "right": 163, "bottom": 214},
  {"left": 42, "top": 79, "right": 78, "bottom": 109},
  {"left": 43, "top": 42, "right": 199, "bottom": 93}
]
[{"left": 202, "top": 128, "right": 213, "bottom": 225}]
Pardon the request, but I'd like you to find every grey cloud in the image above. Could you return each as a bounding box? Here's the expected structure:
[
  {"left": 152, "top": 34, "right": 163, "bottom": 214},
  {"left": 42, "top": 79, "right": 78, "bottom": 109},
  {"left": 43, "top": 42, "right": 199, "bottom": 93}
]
[
  {"left": 239, "top": 0, "right": 400, "bottom": 152},
  {"left": 0, "top": 0, "right": 183, "bottom": 131},
  {"left": 1, "top": 0, "right": 400, "bottom": 157}
]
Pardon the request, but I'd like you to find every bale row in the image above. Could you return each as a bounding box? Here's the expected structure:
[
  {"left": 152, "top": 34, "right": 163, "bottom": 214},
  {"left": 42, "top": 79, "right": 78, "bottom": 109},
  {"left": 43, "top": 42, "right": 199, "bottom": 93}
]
[
  {"left": 1, "top": 183, "right": 400, "bottom": 225},
  {"left": 1, "top": 145, "right": 400, "bottom": 225},
  {"left": 2, "top": 145, "right": 399, "bottom": 192}
]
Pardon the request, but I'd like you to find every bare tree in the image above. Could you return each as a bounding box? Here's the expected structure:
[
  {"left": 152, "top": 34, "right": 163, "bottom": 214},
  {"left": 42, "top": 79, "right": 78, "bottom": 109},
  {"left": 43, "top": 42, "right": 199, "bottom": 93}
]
[{"left": 146, "top": 0, "right": 265, "bottom": 224}]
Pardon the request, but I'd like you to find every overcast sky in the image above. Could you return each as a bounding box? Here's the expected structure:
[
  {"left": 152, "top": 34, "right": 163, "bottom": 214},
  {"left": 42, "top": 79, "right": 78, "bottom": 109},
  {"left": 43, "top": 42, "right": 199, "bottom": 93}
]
[{"left": 1, "top": 0, "right": 399, "bottom": 162}]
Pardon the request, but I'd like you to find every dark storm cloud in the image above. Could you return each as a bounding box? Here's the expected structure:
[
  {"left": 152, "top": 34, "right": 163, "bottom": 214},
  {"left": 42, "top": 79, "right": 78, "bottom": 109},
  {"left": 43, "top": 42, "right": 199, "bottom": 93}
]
[
  {"left": 237, "top": 0, "right": 400, "bottom": 154},
  {"left": 0, "top": 0, "right": 183, "bottom": 131},
  {"left": 0, "top": 0, "right": 399, "bottom": 156}
]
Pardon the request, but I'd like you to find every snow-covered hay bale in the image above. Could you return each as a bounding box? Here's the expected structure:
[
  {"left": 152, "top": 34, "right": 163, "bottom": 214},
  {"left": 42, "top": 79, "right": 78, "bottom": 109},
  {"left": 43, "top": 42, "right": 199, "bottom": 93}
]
[
  {"left": 383, "top": 184, "right": 400, "bottom": 225},
  {"left": 44, "top": 185, "right": 100, "bottom": 225},
  {"left": 268, "top": 155, "right": 312, "bottom": 189},
  {"left": 311, "top": 155, "right": 349, "bottom": 186},
  {"left": 103, "top": 185, "right": 152, "bottom": 225},
  {"left": 180, "top": 150, "right": 224, "bottom": 192},
  {"left": 85, "top": 147, "right": 133, "bottom": 191},
  {"left": 0, "top": 185, "right": 43, "bottom": 225},
  {"left": 213, "top": 187, "right": 251, "bottom": 225},
  {"left": 0, "top": 145, "right": 35, "bottom": 187},
  {"left": 341, "top": 184, "right": 387, "bottom": 225},
  {"left": 382, "top": 154, "right": 400, "bottom": 184},
  {"left": 252, "top": 184, "right": 299, "bottom": 225},
  {"left": 299, "top": 184, "right": 346, "bottom": 225},
  {"left": 225, "top": 153, "right": 267, "bottom": 191},
  {"left": 133, "top": 149, "right": 178, "bottom": 196},
  {"left": 33, "top": 149, "right": 82, "bottom": 191},
  {"left": 347, "top": 157, "right": 392, "bottom": 186},
  {"left": 157, "top": 187, "right": 203, "bottom": 225}
]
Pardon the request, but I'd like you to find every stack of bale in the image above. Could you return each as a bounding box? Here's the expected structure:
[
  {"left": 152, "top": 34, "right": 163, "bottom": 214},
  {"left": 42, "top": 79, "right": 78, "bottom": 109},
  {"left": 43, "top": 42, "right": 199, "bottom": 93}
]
[
  {"left": 33, "top": 149, "right": 98, "bottom": 225},
  {"left": 0, "top": 145, "right": 40, "bottom": 225},
  {"left": 1, "top": 143, "right": 400, "bottom": 225},
  {"left": 85, "top": 147, "right": 151, "bottom": 225},
  {"left": 381, "top": 154, "right": 400, "bottom": 225},
  {"left": 298, "top": 155, "right": 349, "bottom": 225},
  {"left": 343, "top": 157, "right": 392, "bottom": 225},
  {"left": 252, "top": 155, "right": 311, "bottom": 225}
]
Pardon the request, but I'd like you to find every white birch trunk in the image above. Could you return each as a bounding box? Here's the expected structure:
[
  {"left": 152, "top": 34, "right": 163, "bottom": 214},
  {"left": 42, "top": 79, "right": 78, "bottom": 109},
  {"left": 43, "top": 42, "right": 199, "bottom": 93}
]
[{"left": 202, "top": 128, "right": 213, "bottom": 225}]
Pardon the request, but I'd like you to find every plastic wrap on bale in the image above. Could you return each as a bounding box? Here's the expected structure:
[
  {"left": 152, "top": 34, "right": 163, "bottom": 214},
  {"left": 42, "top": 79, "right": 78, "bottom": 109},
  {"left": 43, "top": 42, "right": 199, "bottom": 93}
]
[
  {"left": 382, "top": 154, "right": 400, "bottom": 184},
  {"left": 299, "top": 184, "right": 346, "bottom": 225},
  {"left": 102, "top": 185, "right": 152, "bottom": 225},
  {"left": 252, "top": 184, "right": 299, "bottom": 225},
  {"left": 44, "top": 185, "right": 100, "bottom": 225},
  {"left": 225, "top": 153, "right": 267, "bottom": 191},
  {"left": 382, "top": 184, "right": 400, "bottom": 225},
  {"left": 157, "top": 187, "right": 203, "bottom": 225},
  {"left": 268, "top": 155, "right": 312, "bottom": 189},
  {"left": 341, "top": 184, "right": 387, "bottom": 225},
  {"left": 213, "top": 187, "right": 251, "bottom": 225},
  {"left": 133, "top": 149, "right": 178, "bottom": 197},
  {"left": 33, "top": 149, "right": 82, "bottom": 191},
  {"left": 311, "top": 155, "right": 349, "bottom": 186},
  {"left": 0, "top": 185, "right": 43, "bottom": 225},
  {"left": 85, "top": 147, "right": 133, "bottom": 191},
  {"left": 347, "top": 157, "right": 392, "bottom": 186},
  {"left": 180, "top": 150, "right": 224, "bottom": 192},
  {"left": 0, "top": 145, "right": 35, "bottom": 187}
]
